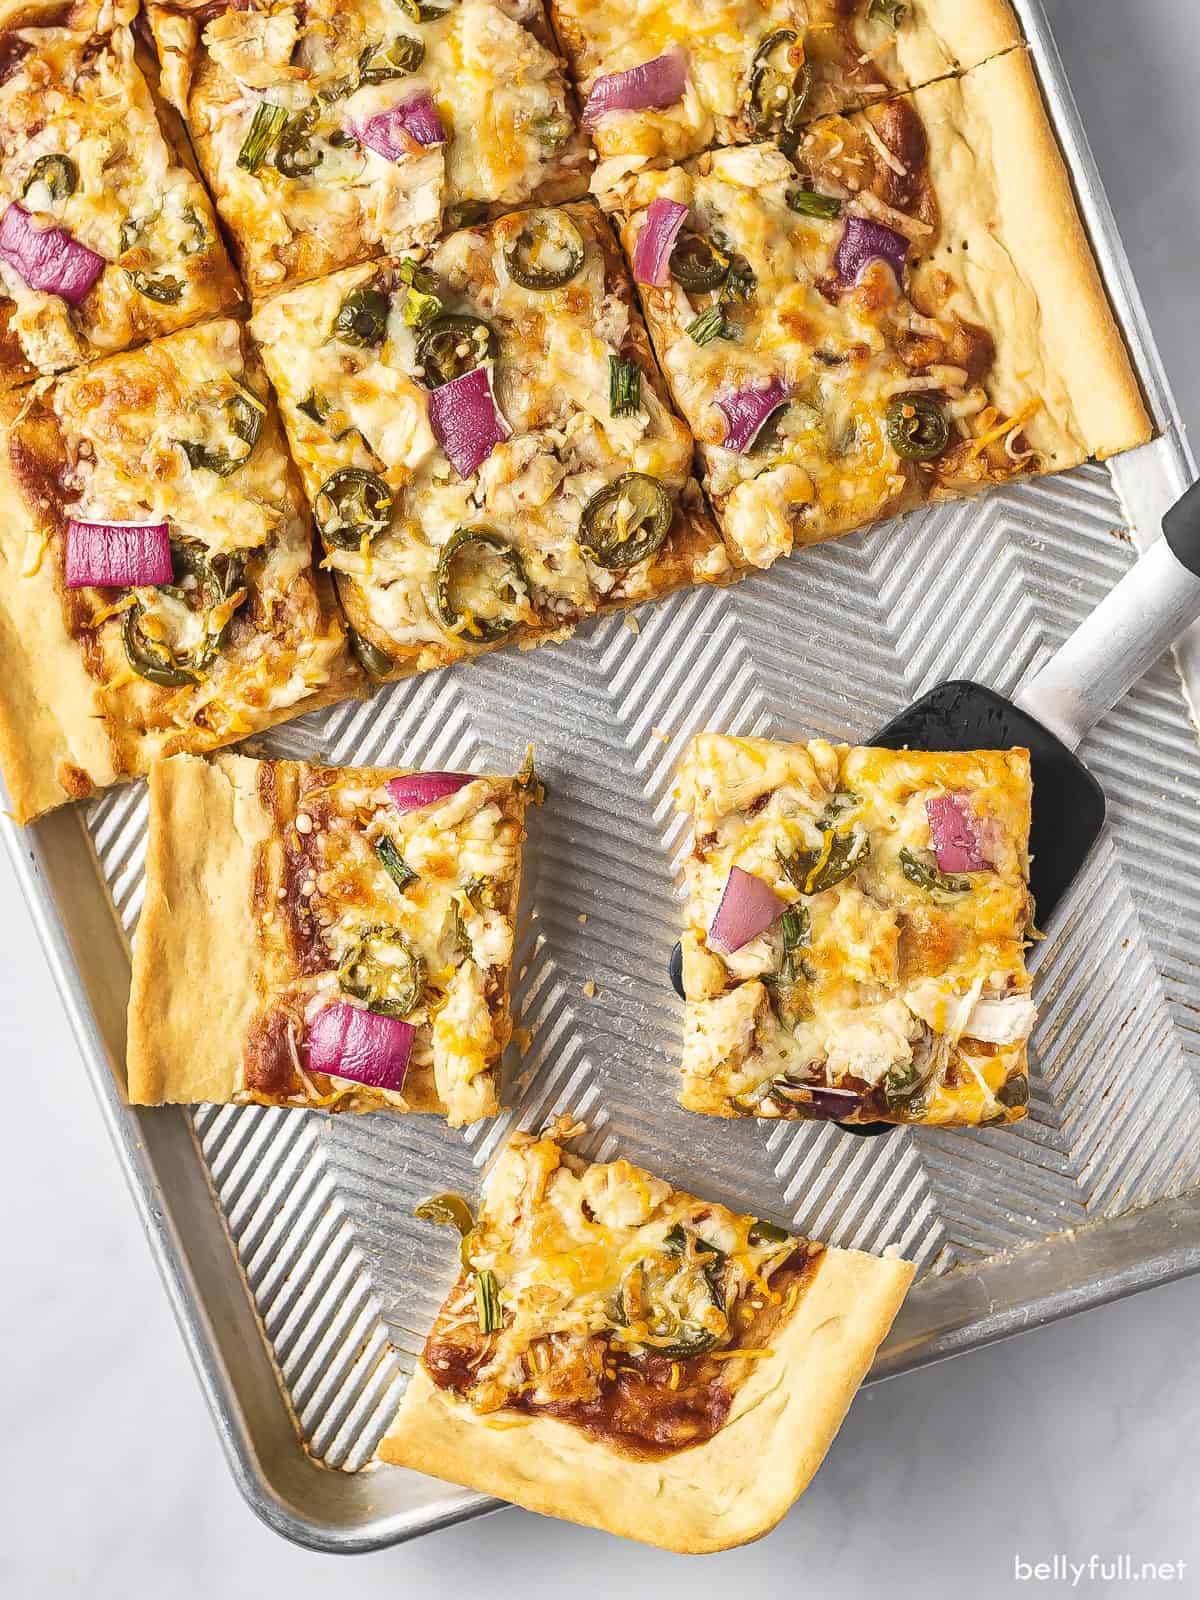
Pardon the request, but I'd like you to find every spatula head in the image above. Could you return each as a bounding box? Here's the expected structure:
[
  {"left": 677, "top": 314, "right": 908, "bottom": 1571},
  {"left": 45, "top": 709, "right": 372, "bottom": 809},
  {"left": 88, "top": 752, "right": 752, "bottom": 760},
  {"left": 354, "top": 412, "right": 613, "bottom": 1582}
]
[{"left": 873, "top": 680, "right": 1105, "bottom": 924}]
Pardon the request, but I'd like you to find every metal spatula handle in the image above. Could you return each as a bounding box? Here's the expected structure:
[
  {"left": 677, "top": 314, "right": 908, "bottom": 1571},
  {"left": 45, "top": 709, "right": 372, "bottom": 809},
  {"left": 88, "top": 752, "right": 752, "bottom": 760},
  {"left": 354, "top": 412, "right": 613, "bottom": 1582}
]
[{"left": 1015, "top": 478, "right": 1200, "bottom": 751}]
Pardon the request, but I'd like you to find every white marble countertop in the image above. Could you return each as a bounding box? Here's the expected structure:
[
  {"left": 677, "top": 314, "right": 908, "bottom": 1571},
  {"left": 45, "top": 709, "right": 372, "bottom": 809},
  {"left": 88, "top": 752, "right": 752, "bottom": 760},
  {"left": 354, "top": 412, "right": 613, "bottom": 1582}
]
[{"left": 3, "top": 3, "right": 1198, "bottom": 1595}]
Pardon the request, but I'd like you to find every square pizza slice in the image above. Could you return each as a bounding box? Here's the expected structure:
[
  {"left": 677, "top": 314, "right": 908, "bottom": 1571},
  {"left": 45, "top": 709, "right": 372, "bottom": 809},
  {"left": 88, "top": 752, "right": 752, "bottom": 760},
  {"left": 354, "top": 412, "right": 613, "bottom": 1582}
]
[
  {"left": 0, "top": 318, "right": 359, "bottom": 821},
  {"left": 250, "top": 201, "right": 731, "bottom": 681},
  {"left": 378, "top": 1116, "right": 914, "bottom": 1551},
  {"left": 147, "top": 0, "right": 590, "bottom": 300},
  {"left": 127, "top": 752, "right": 533, "bottom": 1124},
  {"left": 616, "top": 49, "right": 1151, "bottom": 571},
  {"left": 673, "top": 733, "right": 1036, "bottom": 1127},
  {"left": 0, "top": 0, "right": 240, "bottom": 388},
  {"left": 551, "top": 0, "right": 1022, "bottom": 195}
]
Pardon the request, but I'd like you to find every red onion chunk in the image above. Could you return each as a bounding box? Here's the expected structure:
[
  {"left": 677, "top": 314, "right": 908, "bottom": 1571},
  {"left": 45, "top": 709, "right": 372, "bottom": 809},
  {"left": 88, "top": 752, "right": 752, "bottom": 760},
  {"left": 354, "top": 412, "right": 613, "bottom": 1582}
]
[
  {"left": 427, "top": 364, "right": 509, "bottom": 477},
  {"left": 708, "top": 866, "right": 785, "bottom": 955},
  {"left": 926, "top": 793, "right": 992, "bottom": 873},
  {"left": 0, "top": 203, "right": 104, "bottom": 305},
  {"left": 386, "top": 771, "right": 473, "bottom": 814},
  {"left": 64, "top": 520, "right": 172, "bottom": 589},
  {"left": 717, "top": 377, "right": 790, "bottom": 453},
  {"left": 802, "top": 1085, "right": 866, "bottom": 1120},
  {"left": 583, "top": 49, "right": 687, "bottom": 125},
  {"left": 632, "top": 197, "right": 688, "bottom": 287},
  {"left": 355, "top": 93, "right": 446, "bottom": 158},
  {"left": 307, "top": 1002, "right": 414, "bottom": 1092},
  {"left": 834, "top": 214, "right": 908, "bottom": 288}
]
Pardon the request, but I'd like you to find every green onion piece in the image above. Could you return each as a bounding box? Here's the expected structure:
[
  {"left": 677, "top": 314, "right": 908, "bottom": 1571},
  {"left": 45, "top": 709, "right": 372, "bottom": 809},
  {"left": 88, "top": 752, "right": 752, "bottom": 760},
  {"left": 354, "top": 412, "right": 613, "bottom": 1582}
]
[
  {"left": 376, "top": 837, "right": 416, "bottom": 890},
  {"left": 473, "top": 1269, "right": 502, "bottom": 1333},
  {"left": 898, "top": 847, "right": 971, "bottom": 895},
  {"left": 747, "top": 1218, "right": 790, "bottom": 1247},
  {"left": 686, "top": 306, "right": 733, "bottom": 346},
  {"left": 868, "top": 0, "right": 906, "bottom": 24},
  {"left": 517, "top": 743, "right": 545, "bottom": 805},
  {"left": 788, "top": 188, "right": 843, "bottom": 220},
  {"left": 415, "top": 1192, "right": 475, "bottom": 1236},
  {"left": 397, "top": 257, "right": 442, "bottom": 328},
  {"left": 237, "top": 102, "right": 289, "bottom": 172},
  {"left": 721, "top": 257, "right": 757, "bottom": 305},
  {"left": 609, "top": 355, "right": 641, "bottom": 418}
]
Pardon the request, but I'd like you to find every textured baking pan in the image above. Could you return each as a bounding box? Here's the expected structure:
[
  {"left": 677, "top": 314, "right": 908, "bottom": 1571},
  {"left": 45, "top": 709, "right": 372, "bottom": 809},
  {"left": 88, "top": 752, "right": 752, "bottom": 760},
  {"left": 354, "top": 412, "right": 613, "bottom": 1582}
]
[{"left": 7, "top": 0, "right": 1200, "bottom": 1554}]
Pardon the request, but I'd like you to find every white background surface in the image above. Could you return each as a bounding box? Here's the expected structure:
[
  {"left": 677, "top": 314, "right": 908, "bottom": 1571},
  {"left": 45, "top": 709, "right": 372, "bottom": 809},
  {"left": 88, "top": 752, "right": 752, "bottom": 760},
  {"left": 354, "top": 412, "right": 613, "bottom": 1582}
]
[{"left": 3, "top": 3, "right": 1199, "bottom": 1596}]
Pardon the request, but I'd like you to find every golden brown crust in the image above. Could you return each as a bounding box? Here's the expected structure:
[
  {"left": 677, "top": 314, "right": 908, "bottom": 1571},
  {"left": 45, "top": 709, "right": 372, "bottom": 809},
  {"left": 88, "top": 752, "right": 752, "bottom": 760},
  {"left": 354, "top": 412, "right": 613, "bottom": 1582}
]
[
  {"left": 909, "top": 50, "right": 1150, "bottom": 465},
  {"left": 126, "top": 753, "right": 273, "bottom": 1104},
  {"left": 379, "top": 1243, "right": 914, "bottom": 1553},
  {"left": 127, "top": 752, "right": 528, "bottom": 1119}
]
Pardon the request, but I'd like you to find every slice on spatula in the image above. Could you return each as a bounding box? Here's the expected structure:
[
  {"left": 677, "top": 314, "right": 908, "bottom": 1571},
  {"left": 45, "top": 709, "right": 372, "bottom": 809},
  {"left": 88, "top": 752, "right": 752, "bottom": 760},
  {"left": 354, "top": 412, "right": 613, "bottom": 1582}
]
[
  {"left": 667, "top": 480, "right": 1200, "bottom": 1134},
  {"left": 876, "top": 478, "right": 1200, "bottom": 924}
]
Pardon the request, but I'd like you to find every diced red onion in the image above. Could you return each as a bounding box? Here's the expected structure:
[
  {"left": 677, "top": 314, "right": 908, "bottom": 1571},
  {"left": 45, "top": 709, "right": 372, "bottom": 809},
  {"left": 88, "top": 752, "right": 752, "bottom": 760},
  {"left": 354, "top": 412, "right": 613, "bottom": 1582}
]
[
  {"left": 354, "top": 93, "right": 446, "bottom": 158},
  {"left": 926, "top": 794, "right": 992, "bottom": 873},
  {"left": 306, "top": 1002, "right": 414, "bottom": 1091},
  {"left": 717, "top": 377, "right": 790, "bottom": 453},
  {"left": 427, "top": 364, "right": 509, "bottom": 477},
  {"left": 834, "top": 214, "right": 908, "bottom": 288},
  {"left": 386, "top": 772, "right": 473, "bottom": 814},
  {"left": 707, "top": 866, "right": 785, "bottom": 956},
  {"left": 803, "top": 1085, "right": 866, "bottom": 1120},
  {"left": 0, "top": 203, "right": 104, "bottom": 306},
  {"left": 583, "top": 49, "right": 688, "bottom": 125},
  {"left": 632, "top": 197, "right": 689, "bottom": 287},
  {"left": 64, "top": 520, "right": 172, "bottom": 589}
]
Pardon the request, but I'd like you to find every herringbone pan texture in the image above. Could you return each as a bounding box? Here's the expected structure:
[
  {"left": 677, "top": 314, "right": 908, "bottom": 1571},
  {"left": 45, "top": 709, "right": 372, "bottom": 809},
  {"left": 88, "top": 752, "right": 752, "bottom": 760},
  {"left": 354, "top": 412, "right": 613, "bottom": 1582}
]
[{"left": 88, "top": 459, "right": 1200, "bottom": 1469}]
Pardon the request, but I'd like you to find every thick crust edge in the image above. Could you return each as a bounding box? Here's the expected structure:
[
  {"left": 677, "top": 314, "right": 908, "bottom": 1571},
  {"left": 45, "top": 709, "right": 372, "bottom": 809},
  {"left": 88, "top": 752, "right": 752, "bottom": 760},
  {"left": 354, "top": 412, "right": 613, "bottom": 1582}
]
[
  {"left": 125, "top": 753, "right": 273, "bottom": 1105},
  {"left": 378, "top": 1245, "right": 914, "bottom": 1553},
  {"left": 914, "top": 50, "right": 1150, "bottom": 464}
]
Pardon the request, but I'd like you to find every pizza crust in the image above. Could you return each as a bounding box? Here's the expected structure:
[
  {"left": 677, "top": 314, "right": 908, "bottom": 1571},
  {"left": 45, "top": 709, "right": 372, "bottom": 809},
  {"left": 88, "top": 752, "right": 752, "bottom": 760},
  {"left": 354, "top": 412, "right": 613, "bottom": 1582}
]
[
  {"left": 378, "top": 1244, "right": 914, "bottom": 1553},
  {"left": 908, "top": 49, "right": 1151, "bottom": 466},
  {"left": 126, "top": 753, "right": 272, "bottom": 1105},
  {"left": 883, "top": 0, "right": 1023, "bottom": 95}
]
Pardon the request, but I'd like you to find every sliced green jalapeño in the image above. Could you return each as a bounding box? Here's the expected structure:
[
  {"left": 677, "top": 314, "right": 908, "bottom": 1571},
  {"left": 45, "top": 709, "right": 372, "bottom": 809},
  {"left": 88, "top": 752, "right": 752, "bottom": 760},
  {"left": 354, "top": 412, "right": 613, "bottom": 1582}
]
[
  {"left": 748, "top": 29, "right": 811, "bottom": 153},
  {"left": 886, "top": 394, "right": 951, "bottom": 461},
  {"left": 579, "top": 472, "right": 671, "bottom": 570},
  {"left": 122, "top": 541, "right": 247, "bottom": 687},
  {"left": 315, "top": 468, "right": 393, "bottom": 549},
  {"left": 22, "top": 153, "right": 78, "bottom": 203},
  {"left": 613, "top": 1225, "right": 727, "bottom": 1359},
  {"left": 434, "top": 527, "right": 529, "bottom": 643},
  {"left": 332, "top": 283, "right": 390, "bottom": 347},
  {"left": 669, "top": 230, "right": 730, "bottom": 293},
  {"left": 502, "top": 209, "right": 585, "bottom": 290},
  {"left": 416, "top": 313, "right": 498, "bottom": 387},
  {"left": 337, "top": 923, "right": 425, "bottom": 1018},
  {"left": 178, "top": 383, "right": 266, "bottom": 477}
]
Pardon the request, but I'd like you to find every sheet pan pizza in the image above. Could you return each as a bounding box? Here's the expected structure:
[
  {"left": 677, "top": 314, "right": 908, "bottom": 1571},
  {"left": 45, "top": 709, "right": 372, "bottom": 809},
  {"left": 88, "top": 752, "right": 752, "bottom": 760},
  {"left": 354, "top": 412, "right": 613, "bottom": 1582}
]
[
  {"left": 0, "top": 318, "right": 357, "bottom": 821},
  {"left": 378, "top": 1117, "right": 913, "bottom": 1551},
  {"left": 127, "top": 751, "right": 532, "bottom": 1123},
  {"left": 617, "top": 48, "right": 1150, "bottom": 567},
  {"left": 146, "top": 0, "right": 590, "bottom": 298},
  {"left": 249, "top": 200, "right": 729, "bottom": 678},
  {"left": 0, "top": 0, "right": 240, "bottom": 387},
  {"left": 673, "top": 733, "right": 1036, "bottom": 1126},
  {"left": 552, "top": 0, "right": 1023, "bottom": 195}
]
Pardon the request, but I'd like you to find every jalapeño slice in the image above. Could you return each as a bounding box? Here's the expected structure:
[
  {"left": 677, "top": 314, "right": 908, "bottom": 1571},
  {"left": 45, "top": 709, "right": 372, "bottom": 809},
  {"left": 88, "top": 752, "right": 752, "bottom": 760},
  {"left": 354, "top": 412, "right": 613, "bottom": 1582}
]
[
  {"left": 22, "top": 153, "right": 77, "bottom": 203},
  {"left": 415, "top": 313, "right": 498, "bottom": 387},
  {"left": 502, "top": 209, "right": 585, "bottom": 290},
  {"left": 669, "top": 230, "right": 729, "bottom": 293},
  {"left": 613, "top": 1224, "right": 727, "bottom": 1359},
  {"left": 885, "top": 394, "right": 951, "bottom": 461},
  {"left": 122, "top": 541, "right": 247, "bottom": 687},
  {"left": 315, "top": 468, "right": 393, "bottom": 549},
  {"left": 332, "top": 283, "right": 390, "bottom": 347},
  {"left": 579, "top": 472, "right": 671, "bottom": 570},
  {"left": 748, "top": 29, "right": 811, "bottom": 153},
  {"left": 434, "top": 527, "right": 529, "bottom": 643},
  {"left": 337, "top": 923, "right": 425, "bottom": 1018}
]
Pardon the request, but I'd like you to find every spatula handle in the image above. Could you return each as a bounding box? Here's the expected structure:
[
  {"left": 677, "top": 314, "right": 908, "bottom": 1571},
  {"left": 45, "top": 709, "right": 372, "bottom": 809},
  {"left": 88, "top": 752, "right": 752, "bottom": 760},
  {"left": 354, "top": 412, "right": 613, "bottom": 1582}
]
[{"left": 1014, "top": 479, "right": 1200, "bottom": 751}]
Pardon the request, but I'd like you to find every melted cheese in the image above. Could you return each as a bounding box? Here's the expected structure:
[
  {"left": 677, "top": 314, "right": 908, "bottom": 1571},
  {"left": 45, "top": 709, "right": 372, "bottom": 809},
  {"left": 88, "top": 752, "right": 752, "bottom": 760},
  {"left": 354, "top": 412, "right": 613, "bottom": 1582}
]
[
  {"left": 250, "top": 205, "right": 716, "bottom": 673},
  {"left": 0, "top": 10, "right": 234, "bottom": 381},
  {"left": 185, "top": 0, "right": 586, "bottom": 292},
  {"left": 674, "top": 734, "right": 1035, "bottom": 1124}
]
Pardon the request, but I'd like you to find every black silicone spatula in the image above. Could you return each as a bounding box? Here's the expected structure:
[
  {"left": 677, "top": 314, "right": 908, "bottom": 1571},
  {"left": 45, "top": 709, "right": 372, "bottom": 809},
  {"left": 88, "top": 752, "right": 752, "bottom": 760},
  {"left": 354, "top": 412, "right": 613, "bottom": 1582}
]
[{"left": 874, "top": 478, "right": 1200, "bottom": 924}]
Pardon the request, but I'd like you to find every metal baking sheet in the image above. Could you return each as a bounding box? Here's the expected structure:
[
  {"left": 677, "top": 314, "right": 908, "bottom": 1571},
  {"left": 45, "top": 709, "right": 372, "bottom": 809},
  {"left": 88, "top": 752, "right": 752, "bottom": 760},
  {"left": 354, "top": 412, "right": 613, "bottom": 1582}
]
[{"left": 6, "top": 0, "right": 1200, "bottom": 1554}]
